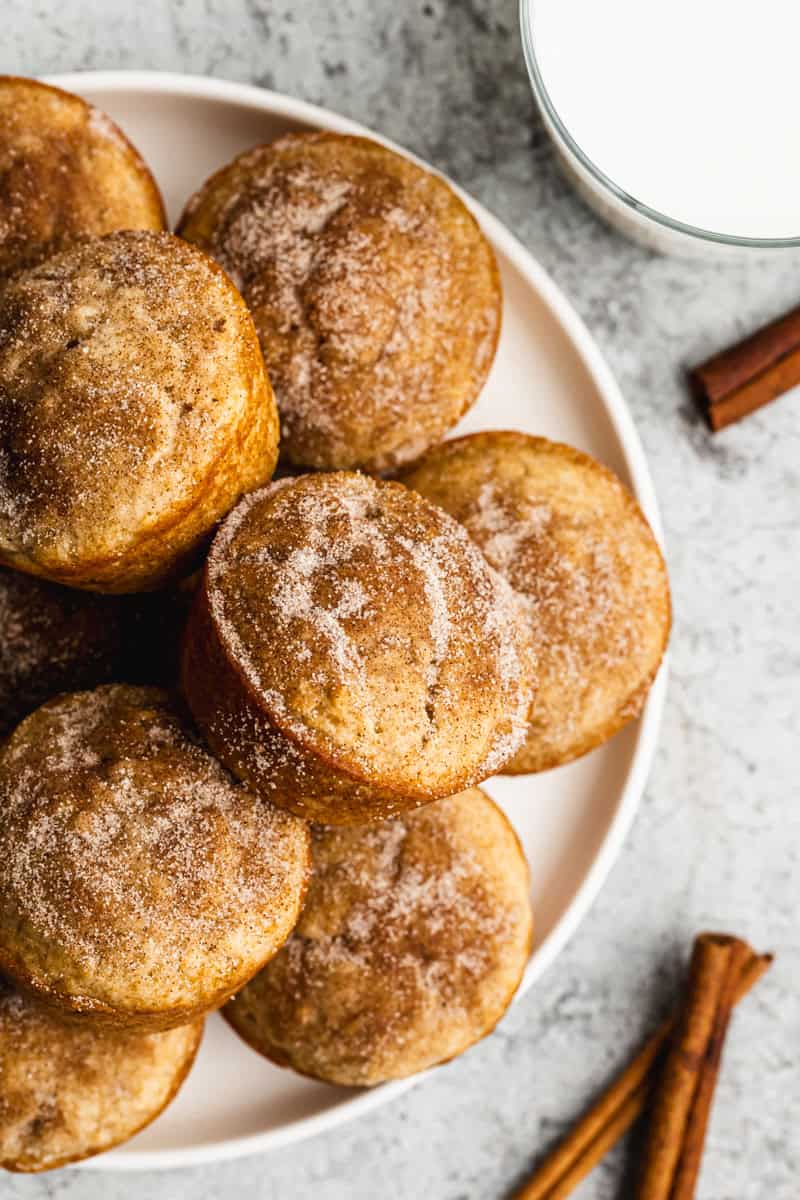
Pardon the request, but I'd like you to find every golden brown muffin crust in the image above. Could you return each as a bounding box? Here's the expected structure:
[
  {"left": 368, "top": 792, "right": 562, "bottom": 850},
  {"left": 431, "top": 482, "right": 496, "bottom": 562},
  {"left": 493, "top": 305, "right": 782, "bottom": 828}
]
[
  {"left": 0, "top": 76, "right": 165, "bottom": 279},
  {"left": 0, "top": 685, "right": 310, "bottom": 1029},
  {"left": 224, "top": 788, "right": 532, "bottom": 1086},
  {"left": 0, "top": 979, "right": 202, "bottom": 1173},
  {"left": 0, "top": 230, "right": 279, "bottom": 591},
  {"left": 178, "top": 132, "right": 501, "bottom": 472},
  {"left": 399, "top": 432, "right": 671, "bottom": 772},
  {"left": 182, "top": 472, "right": 533, "bottom": 822}
]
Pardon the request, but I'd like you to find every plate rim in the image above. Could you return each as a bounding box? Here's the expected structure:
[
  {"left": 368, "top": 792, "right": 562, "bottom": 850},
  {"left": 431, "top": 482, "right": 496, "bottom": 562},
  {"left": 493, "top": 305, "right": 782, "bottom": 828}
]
[{"left": 40, "top": 69, "right": 668, "bottom": 1172}]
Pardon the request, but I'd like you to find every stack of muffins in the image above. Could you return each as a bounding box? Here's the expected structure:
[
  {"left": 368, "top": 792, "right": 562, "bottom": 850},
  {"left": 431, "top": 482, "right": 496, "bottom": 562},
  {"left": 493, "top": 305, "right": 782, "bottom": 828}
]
[{"left": 0, "top": 78, "right": 671, "bottom": 1172}]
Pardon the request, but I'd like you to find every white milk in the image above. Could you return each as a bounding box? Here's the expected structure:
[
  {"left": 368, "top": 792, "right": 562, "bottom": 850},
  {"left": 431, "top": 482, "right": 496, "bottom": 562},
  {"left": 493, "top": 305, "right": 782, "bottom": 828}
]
[{"left": 524, "top": 0, "right": 800, "bottom": 251}]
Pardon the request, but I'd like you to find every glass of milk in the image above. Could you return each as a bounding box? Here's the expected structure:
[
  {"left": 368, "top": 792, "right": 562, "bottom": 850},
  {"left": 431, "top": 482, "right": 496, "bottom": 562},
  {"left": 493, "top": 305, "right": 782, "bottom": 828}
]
[{"left": 520, "top": 0, "right": 800, "bottom": 257}]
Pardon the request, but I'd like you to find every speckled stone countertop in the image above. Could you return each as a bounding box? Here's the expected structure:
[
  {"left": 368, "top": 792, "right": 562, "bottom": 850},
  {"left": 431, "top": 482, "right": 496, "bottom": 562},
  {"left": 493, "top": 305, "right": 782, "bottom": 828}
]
[{"left": 2, "top": 3, "right": 798, "bottom": 1198}]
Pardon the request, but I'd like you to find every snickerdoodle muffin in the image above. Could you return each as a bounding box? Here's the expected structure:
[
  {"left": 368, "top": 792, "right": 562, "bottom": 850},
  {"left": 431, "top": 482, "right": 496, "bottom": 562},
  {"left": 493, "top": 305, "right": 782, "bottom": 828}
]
[
  {"left": 0, "top": 979, "right": 202, "bottom": 1172},
  {"left": 0, "top": 685, "right": 310, "bottom": 1030},
  {"left": 0, "top": 76, "right": 165, "bottom": 279},
  {"left": 181, "top": 472, "right": 533, "bottom": 824},
  {"left": 224, "top": 787, "right": 532, "bottom": 1086},
  {"left": 177, "top": 132, "right": 501, "bottom": 472},
  {"left": 0, "top": 230, "right": 278, "bottom": 592},
  {"left": 399, "top": 432, "right": 671, "bottom": 772}
]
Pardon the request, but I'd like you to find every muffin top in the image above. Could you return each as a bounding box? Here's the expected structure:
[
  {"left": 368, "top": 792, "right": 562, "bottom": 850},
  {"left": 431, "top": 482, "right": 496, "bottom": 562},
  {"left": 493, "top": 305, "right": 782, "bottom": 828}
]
[
  {"left": 400, "top": 432, "right": 671, "bottom": 772},
  {"left": 225, "top": 788, "right": 532, "bottom": 1085},
  {"left": 0, "top": 230, "right": 276, "bottom": 590},
  {"left": 0, "top": 685, "right": 310, "bottom": 1023},
  {"left": 0, "top": 979, "right": 202, "bottom": 1172},
  {"left": 0, "top": 76, "right": 164, "bottom": 279},
  {"left": 204, "top": 472, "right": 533, "bottom": 796},
  {"left": 178, "top": 132, "right": 501, "bottom": 471}
]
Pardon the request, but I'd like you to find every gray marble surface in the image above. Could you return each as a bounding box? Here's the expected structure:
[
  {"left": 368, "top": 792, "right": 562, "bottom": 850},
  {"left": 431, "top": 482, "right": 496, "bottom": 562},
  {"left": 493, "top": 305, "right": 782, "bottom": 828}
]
[{"left": 2, "top": 2, "right": 798, "bottom": 1197}]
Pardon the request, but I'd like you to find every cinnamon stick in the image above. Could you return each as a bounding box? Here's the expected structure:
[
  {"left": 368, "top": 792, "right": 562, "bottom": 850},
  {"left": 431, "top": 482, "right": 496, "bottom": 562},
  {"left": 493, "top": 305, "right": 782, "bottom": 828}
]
[
  {"left": 668, "top": 939, "right": 752, "bottom": 1199},
  {"left": 634, "top": 934, "right": 750, "bottom": 1200},
  {"left": 513, "top": 943, "right": 772, "bottom": 1200},
  {"left": 690, "top": 304, "right": 800, "bottom": 431}
]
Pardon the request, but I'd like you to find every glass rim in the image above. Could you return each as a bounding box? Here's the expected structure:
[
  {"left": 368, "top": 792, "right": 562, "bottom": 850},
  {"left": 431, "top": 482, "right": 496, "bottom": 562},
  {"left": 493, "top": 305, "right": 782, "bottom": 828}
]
[{"left": 519, "top": 0, "right": 800, "bottom": 250}]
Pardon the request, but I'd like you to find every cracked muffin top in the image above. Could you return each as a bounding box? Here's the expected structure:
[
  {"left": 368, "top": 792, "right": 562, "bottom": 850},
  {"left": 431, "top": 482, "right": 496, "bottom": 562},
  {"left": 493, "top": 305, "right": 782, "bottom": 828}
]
[
  {"left": 0, "top": 76, "right": 165, "bottom": 279},
  {"left": 0, "top": 230, "right": 278, "bottom": 592},
  {"left": 188, "top": 471, "right": 533, "bottom": 809},
  {"left": 177, "top": 131, "right": 501, "bottom": 472}
]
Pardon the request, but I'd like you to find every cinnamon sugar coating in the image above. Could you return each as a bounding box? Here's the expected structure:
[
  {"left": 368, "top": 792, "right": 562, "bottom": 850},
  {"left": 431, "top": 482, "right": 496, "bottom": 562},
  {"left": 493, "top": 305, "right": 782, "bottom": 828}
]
[
  {"left": 181, "top": 472, "right": 534, "bottom": 823},
  {"left": 177, "top": 132, "right": 501, "bottom": 472},
  {"left": 0, "top": 230, "right": 279, "bottom": 592},
  {"left": 0, "top": 685, "right": 310, "bottom": 1030},
  {"left": 0, "top": 76, "right": 165, "bottom": 279},
  {"left": 0, "top": 979, "right": 202, "bottom": 1172},
  {"left": 224, "top": 788, "right": 532, "bottom": 1086},
  {"left": 399, "top": 432, "right": 671, "bottom": 772}
]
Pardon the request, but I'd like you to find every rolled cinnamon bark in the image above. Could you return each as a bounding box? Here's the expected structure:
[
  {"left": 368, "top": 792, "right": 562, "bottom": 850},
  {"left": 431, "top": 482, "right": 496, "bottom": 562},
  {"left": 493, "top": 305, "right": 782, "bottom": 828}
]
[
  {"left": 690, "top": 305, "right": 800, "bottom": 431},
  {"left": 668, "top": 938, "right": 750, "bottom": 1199},
  {"left": 633, "top": 934, "right": 750, "bottom": 1200},
  {"left": 513, "top": 941, "right": 772, "bottom": 1200}
]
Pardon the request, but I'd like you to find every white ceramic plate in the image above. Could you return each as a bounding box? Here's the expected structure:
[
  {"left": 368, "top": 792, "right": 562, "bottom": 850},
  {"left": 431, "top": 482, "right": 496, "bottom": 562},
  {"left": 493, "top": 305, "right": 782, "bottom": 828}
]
[{"left": 43, "top": 72, "right": 667, "bottom": 1171}]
